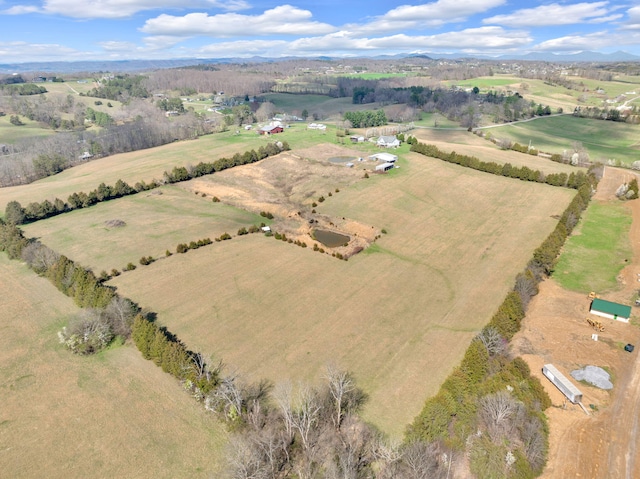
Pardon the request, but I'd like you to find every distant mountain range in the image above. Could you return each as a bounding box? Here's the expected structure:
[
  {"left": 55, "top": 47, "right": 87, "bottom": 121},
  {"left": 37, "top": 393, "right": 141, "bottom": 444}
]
[{"left": 1, "top": 51, "right": 639, "bottom": 74}]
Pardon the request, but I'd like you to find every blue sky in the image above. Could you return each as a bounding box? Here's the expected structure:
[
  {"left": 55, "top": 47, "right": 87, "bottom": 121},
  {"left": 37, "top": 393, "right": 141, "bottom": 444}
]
[{"left": 1, "top": 0, "right": 640, "bottom": 63}]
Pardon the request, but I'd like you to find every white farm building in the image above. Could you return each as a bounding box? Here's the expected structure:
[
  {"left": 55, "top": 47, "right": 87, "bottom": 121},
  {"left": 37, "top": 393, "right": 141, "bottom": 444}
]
[
  {"left": 369, "top": 152, "right": 398, "bottom": 163},
  {"left": 375, "top": 162, "right": 394, "bottom": 172},
  {"left": 590, "top": 298, "right": 631, "bottom": 323},
  {"left": 542, "top": 364, "right": 583, "bottom": 404}
]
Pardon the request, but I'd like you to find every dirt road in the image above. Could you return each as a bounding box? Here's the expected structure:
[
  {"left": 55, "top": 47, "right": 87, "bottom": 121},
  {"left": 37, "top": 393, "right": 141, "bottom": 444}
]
[{"left": 514, "top": 166, "right": 640, "bottom": 478}]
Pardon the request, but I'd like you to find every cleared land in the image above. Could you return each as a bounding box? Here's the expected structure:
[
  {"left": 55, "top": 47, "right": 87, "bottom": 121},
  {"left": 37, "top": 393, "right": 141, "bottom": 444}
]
[
  {"left": 0, "top": 255, "right": 226, "bottom": 479},
  {"left": 485, "top": 115, "right": 640, "bottom": 165},
  {"left": 108, "top": 149, "right": 575, "bottom": 436},
  {"left": 23, "top": 185, "right": 264, "bottom": 272}
]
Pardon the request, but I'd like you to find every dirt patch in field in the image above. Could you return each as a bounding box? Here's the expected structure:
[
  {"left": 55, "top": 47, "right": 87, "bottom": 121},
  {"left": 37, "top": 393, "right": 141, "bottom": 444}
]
[
  {"left": 184, "top": 147, "right": 381, "bottom": 257},
  {"left": 512, "top": 166, "right": 640, "bottom": 479}
]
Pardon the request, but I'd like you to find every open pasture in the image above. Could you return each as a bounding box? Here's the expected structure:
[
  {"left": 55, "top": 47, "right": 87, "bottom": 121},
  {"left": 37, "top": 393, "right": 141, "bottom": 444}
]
[
  {"left": 411, "top": 127, "right": 585, "bottom": 175},
  {"left": 0, "top": 115, "right": 56, "bottom": 144},
  {"left": 109, "top": 151, "right": 574, "bottom": 436},
  {"left": 23, "top": 185, "right": 263, "bottom": 273},
  {"left": 485, "top": 115, "right": 640, "bottom": 165},
  {"left": 0, "top": 255, "right": 226, "bottom": 479}
]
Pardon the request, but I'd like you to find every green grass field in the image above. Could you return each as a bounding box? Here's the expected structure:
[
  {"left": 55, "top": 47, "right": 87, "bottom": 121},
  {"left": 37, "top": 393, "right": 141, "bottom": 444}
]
[
  {"left": 485, "top": 115, "right": 640, "bottom": 165},
  {"left": 553, "top": 200, "right": 632, "bottom": 293},
  {"left": 107, "top": 151, "right": 574, "bottom": 436},
  {"left": 0, "top": 115, "right": 56, "bottom": 143},
  {"left": 0, "top": 255, "right": 226, "bottom": 478},
  {"left": 22, "top": 185, "right": 264, "bottom": 273}
]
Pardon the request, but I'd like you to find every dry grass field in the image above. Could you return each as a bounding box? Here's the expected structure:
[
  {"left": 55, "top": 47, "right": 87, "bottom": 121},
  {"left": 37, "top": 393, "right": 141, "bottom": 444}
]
[
  {"left": 108, "top": 149, "right": 575, "bottom": 436},
  {"left": 0, "top": 255, "right": 226, "bottom": 479},
  {"left": 23, "top": 185, "right": 263, "bottom": 272},
  {"left": 411, "top": 127, "right": 587, "bottom": 176}
]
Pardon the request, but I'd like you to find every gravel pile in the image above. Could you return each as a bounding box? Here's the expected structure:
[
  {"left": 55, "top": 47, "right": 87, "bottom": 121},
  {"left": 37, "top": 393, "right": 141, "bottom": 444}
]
[{"left": 571, "top": 365, "right": 613, "bottom": 390}]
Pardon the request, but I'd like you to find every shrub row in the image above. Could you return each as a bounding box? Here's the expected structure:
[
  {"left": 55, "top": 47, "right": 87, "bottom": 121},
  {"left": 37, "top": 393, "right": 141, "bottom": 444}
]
[
  {"left": 411, "top": 142, "right": 596, "bottom": 190},
  {"left": 177, "top": 237, "right": 213, "bottom": 254},
  {"left": 4, "top": 141, "right": 289, "bottom": 225}
]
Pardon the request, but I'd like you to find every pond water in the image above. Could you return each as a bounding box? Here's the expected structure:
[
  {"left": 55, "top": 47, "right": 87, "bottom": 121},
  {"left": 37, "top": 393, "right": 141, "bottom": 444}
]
[
  {"left": 329, "top": 156, "right": 358, "bottom": 164},
  {"left": 313, "top": 229, "right": 350, "bottom": 248}
]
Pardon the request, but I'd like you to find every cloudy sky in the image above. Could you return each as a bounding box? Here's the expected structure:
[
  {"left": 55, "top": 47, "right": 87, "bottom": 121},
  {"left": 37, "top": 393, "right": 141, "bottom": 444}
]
[{"left": 1, "top": 0, "right": 639, "bottom": 63}]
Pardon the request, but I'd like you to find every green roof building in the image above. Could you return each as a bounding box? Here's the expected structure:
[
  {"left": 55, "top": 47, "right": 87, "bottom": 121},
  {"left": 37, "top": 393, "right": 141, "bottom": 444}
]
[{"left": 590, "top": 298, "right": 632, "bottom": 323}]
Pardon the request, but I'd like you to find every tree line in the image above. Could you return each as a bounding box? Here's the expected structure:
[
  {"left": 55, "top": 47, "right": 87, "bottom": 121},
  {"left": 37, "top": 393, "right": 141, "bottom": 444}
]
[
  {"left": 4, "top": 141, "right": 289, "bottom": 225},
  {"left": 410, "top": 141, "right": 596, "bottom": 190}
]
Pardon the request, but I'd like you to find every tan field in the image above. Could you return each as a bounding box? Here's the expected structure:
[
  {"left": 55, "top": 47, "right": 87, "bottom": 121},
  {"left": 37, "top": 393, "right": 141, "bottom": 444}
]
[
  {"left": 411, "top": 128, "right": 587, "bottom": 176},
  {"left": 0, "top": 255, "right": 227, "bottom": 478},
  {"left": 108, "top": 149, "right": 575, "bottom": 436},
  {"left": 23, "top": 185, "right": 263, "bottom": 272}
]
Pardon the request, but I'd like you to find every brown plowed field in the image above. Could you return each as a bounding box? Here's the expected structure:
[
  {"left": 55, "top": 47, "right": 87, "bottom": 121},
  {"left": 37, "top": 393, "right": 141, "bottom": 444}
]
[{"left": 512, "top": 166, "right": 640, "bottom": 478}]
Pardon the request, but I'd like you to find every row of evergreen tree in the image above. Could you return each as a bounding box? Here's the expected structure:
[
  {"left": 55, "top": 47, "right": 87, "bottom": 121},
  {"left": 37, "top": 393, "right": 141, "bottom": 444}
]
[
  {"left": 3, "top": 141, "right": 290, "bottom": 225},
  {"left": 411, "top": 142, "right": 595, "bottom": 190}
]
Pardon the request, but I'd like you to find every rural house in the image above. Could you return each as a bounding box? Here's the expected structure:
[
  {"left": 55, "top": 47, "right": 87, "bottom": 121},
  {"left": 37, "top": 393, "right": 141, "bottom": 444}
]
[
  {"left": 589, "top": 298, "right": 632, "bottom": 322},
  {"left": 377, "top": 135, "right": 400, "bottom": 148}
]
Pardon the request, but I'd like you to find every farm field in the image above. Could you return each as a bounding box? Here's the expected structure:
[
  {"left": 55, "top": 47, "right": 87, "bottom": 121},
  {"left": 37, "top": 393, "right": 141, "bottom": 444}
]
[
  {"left": 0, "top": 115, "right": 56, "bottom": 143},
  {"left": 0, "top": 255, "right": 226, "bottom": 479},
  {"left": 22, "top": 185, "right": 264, "bottom": 273},
  {"left": 108, "top": 150, "right": 575, "bottom": 436},
  {"left": 411, "top": 127, "right": 586, "bottom": 175},
  {"left": 484, "top": 115, "right": 640, "bottom": 165}
]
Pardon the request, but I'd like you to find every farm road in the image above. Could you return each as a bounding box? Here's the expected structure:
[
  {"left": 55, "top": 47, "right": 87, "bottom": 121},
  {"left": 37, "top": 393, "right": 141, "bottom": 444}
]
[{"left": 534, "top": 166, "right": 640, "bottom": 479}]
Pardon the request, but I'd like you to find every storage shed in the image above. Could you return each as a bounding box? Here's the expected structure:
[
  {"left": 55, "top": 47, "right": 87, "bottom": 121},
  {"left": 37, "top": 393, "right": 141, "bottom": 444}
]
[
  {"left": 375, "top": 162, "right": 394, "bottom": 172},
  {"left": 590, "top": 298, "right": 631, "bottom": 323},
  {"left": 543, "top": 364, "right": 583, "bottom": 404}
]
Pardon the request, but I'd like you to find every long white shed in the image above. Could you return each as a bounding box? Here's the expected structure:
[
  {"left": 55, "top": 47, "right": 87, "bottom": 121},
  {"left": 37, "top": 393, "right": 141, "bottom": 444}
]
[{"left": 542, "top": 364, "right": 583, "bottom": 404}]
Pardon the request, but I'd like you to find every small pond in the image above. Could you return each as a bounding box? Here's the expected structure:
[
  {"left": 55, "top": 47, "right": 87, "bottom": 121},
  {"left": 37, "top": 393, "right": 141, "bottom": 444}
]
[
  {"left": 313, "top": 229, "right": 350, "bottom": 248},
  {"left": 329, "top": 156, "right": 358, "bottom": 164}
]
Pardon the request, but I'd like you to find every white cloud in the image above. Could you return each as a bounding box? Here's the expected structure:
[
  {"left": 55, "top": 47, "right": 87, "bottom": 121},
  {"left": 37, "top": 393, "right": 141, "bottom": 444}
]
[
  {"left": 0, "top": 41, "right": 84, "bottom": 61},
  {"left": 621, "top": 6, "right": 640, "bottom": 30},
  {"left": 533, "top": 30, "right": 640, "bottom": 52},
  {"left": 352, "top": 0, "right": 507, "bottom": 33},
  {"left": 1, "top": 0, "right": 250, "bottom": 19},
  {"left": 196, "top": 26, "right": 530, "bottom": 56},
  {"left": 484, "top": 2, "right": 620, "bottom": 27},
  {"left": 141, "top": 5, "right": 336, "bottom": 37},
  {"left": 198, "top": 39, "right": 289, "bottom": 56}
]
